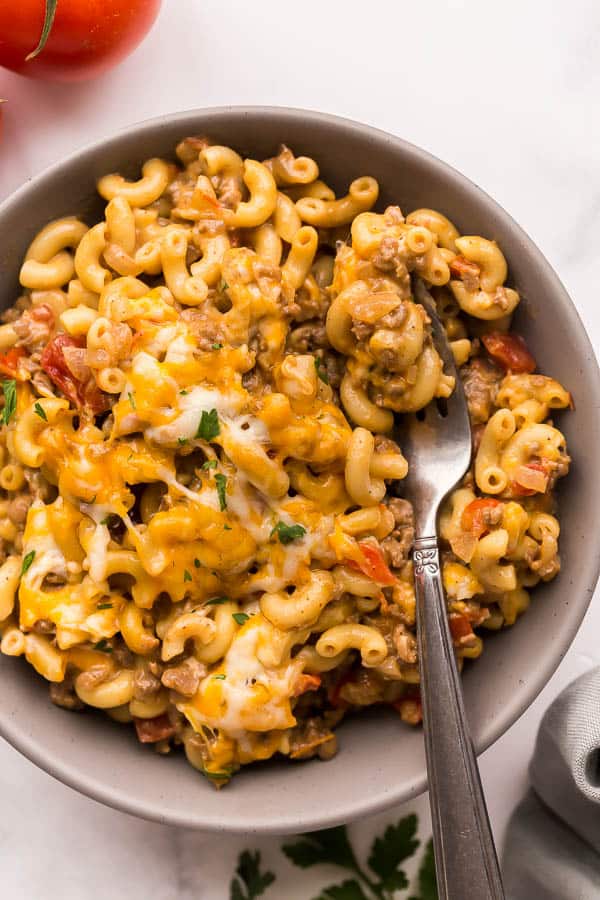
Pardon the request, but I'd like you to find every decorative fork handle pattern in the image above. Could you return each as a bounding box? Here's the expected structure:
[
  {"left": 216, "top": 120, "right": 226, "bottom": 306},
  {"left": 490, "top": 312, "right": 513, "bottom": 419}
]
[{"left": 413, "top": 534, "right": 505, "bottom": 900}]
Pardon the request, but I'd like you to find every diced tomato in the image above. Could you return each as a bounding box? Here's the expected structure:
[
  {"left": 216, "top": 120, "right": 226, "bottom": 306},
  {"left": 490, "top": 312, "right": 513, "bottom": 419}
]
[
  {"left": 510, "top": 462, "right": 549, "bottom": 496},
  {"left": 460, "top": 498, "right": 503, "bottom": 538},
  {"left": 448, "top": 613, "right": 475, "bottom": 644},
  {"left": 0, "top": 346, "right": 26, "bottom": 378},
  {"left": 481, "top": 332, "right": 536, "bottom": 374},
  {"left": 133, "top": 714, "right": 175, "bottom": 744},
  {"left": 292, "top": 674, "right": 322, "bottom": 697},
  {"left": 347, "top": 541, "right": 396, "bottom": 586},
  {"left": 449, "top": 255, "right": 481, "bottom": 280},
  {"left": 41, "top": 334, "right": 109, "bottom": 414}
]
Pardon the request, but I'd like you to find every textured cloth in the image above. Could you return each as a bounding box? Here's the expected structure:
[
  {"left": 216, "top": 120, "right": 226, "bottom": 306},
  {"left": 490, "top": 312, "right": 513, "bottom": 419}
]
[{"left": 504, "top": 668, "right": 600, "bottom": 899}]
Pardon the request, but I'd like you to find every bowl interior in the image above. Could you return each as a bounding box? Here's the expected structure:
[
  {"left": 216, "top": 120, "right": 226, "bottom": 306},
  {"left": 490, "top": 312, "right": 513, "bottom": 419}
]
[{"left": 0, "top": 107, "right": 598, "bottom": 833}]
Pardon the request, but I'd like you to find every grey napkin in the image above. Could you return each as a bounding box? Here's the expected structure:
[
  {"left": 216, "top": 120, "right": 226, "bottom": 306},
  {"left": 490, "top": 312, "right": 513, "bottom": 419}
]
[{"left": 503, "top": 667, "right": 600, "bottom": 899}]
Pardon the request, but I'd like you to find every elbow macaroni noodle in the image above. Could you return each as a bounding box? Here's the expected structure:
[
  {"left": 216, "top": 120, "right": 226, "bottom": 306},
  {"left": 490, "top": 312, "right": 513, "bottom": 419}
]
[{"left": 0, "top": 138, "right": 571, "bottom": 786}]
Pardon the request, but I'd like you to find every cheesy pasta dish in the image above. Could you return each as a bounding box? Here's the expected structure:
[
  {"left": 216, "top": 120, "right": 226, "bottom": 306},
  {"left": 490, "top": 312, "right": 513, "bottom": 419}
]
[{"left": 0, "top": 139, "right": 571, "bottom": 785}]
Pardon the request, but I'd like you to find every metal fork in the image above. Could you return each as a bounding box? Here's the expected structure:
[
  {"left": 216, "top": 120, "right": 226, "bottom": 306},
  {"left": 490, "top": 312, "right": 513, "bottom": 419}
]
[{"left": 394, "top": 280, "right": 505, "bottom": 900}]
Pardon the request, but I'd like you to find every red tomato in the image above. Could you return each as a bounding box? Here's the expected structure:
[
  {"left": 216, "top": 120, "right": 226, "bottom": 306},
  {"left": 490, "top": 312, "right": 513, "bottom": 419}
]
[
  {"left": 460, "top": 498, "right": 503, "bottom": 538},
  {"left": 133, "top": 714, "right": 175, "bottom": 744},
  {"left": 448, "top": 613, "right": 475, "bottom": 644},
  {"left": 0, "top": 0, "right": 162, "bottom": 82},
  {"left": 41, "top": 333, "right": 109, "bottom": 413},
  {"left": 0, "top": 346, "right": 26, "bottom": 379},
  {"left": 509, "top": 462, "right": 549, "bottom": 497},
  {"left": 449, "top": 255, "right": 480, "bottom": 281},
  {"left": 292, "top": 674, "right": 322, "bottom": 698},
  {"left": 347, "top": 541, "right": 396, "bottom": 586},
  {"left": 481, "top": 332, "right": 536, "bottom": 374}
]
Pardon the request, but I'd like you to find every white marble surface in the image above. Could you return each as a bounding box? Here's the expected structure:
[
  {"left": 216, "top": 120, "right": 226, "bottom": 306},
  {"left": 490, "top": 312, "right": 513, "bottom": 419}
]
[{"left": 1, "top": 0, "right": 600, "bottom": 896}]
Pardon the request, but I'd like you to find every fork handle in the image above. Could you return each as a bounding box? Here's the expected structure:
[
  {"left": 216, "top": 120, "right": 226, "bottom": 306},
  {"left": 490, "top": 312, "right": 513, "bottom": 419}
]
[{"left": 413, "top": 535, "right": 505, "bottom": 900}]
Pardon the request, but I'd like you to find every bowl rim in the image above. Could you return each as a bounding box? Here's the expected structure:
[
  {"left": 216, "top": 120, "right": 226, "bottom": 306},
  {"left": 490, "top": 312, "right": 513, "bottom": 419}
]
[{"left": 1, "top": 104, "right": 599, "bottom": 833}]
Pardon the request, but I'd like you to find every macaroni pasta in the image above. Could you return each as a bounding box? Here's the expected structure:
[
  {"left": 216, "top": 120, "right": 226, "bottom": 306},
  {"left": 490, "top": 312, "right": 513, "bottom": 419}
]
[{"left": 0, "top": 138, "right": 571, "bottom": 786}]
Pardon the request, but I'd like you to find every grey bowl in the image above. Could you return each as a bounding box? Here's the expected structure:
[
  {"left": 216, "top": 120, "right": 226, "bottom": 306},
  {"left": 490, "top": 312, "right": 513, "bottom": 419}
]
[{"left": 0, "top": 107, "right": 598, "bottom": 834}]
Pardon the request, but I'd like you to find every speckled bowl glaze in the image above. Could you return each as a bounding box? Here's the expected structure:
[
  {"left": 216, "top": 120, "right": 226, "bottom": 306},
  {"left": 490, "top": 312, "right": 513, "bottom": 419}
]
[{"left": 0, "top": 107, "right": 598, "bottom": 834}]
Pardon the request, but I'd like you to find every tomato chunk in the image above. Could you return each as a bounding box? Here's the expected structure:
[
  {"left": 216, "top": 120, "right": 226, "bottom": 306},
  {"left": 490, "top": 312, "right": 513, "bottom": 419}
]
[
  {"left": 449, "top": 613, "right": 475, "bottom": 643},
  {"left": 0, "top": 346, "right": 26, "bottom": 378},
  {"left": 134, "top": 714, "right": 175, "bottom": 744},
  {"left": 347, "top": 541, "right": 396, "bottom": 586},
  {"left": 481, "top": 332, "right": 536, "bottom": 374},
  {"left": 460, "top": 498, "right": 503, "bottom": 538},
  {"left": 41, "top": 334, "right": 109, "bottom": 414},
  {"left": 292, "top": 674, "right": 322, "bottom": 697},
  {"left": 510, "top": 462, "right": 549, "bottom": 496},
  {"left": 449, "top": 255, "right": 481, "bottom": 281}
]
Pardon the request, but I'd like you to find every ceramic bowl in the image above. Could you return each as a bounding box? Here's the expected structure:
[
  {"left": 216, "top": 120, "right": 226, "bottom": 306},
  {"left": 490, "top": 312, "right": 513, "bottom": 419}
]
[{"left": 0, "top": 107, "right": 598, "bottom": 833}]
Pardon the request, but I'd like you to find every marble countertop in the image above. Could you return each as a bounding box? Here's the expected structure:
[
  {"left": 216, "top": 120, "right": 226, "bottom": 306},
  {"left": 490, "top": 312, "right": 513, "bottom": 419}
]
[{"left": 1, "top": 1, "right": 599, "bottom": 896}]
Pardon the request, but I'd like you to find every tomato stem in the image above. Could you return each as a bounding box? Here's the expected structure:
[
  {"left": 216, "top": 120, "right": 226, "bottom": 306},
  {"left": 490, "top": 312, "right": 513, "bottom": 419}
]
[{"left": 25, "top": 0, "right": 58, "bottom": 61}]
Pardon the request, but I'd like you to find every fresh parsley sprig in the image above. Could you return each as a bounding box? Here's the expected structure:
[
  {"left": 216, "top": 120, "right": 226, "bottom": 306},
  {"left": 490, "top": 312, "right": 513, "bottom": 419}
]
[
  {"left": 271, "top": 521, "right": 306, "bottom": 545},
  {"left": 2, "top": 379, "right": 16, "bottom": 425},
  {"left": 196, "top": 408, "right": 220, "bottom": 441},
  {"left": 230, "top": 850, "right": 275, "bottom": 900}
]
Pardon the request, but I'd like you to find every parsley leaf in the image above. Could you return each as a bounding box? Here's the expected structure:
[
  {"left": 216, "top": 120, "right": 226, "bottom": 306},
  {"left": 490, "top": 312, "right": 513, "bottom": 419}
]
[
  {"left": 314, "top": 356, "right": 330, "bottom": 385},
  {"left": 219, "top": 278, "right": 229, "bottom": 293},
  {"left": 96, "top": 602, "right": 113, "bottom": 610},
  {"left": 367, "top": 813, "right": 418, "bottom": 892},
  {"left": 180, "top": 389, "right": 189, "bottom": 395},
  {"left": 213, "top": 673, "right": 226, "bottom": 680},
  {"left": 283, "top": 826, "right": 358, "bottom": 872},
  {"left": 2, "top": 379, "right": 17, "bottom": 426},
  {"left": 206, "top": 596, "right": 229, "bottom": 606},
  {"left": 128, "top": 391, "right": 136, "bottom": 409},
  {"left": 33, "top": 402, "right": 47, "bottom": 421},
  {"left": 224, "top": 523, "right": 232, "bottom": 530},
  {"left": 232, "top": 612, "right": 249, "bottom": 625},
  {"left": 215, "top": 473, "right": 227, "bottom": 510},
  {"left": 20, "top": 550, "right": 35, "bottom": 576},
  {"left": 314, "top": 881, "right": 369, "bottom": 900},
  {"left": 178, "top": 437, "right": 188, "bottom": 445},
  {"left": 196, "top": 408, "right": 220, "bottom": 441},
  {"left": 212, "top": 342, "right": 223, "bottom": 350},
  {"left": 271, "top": 521, "right": 306, "bottom": 545},
  {"left": 194, "top": 558, "right": 201, "bottom": 568},
  {"left": 230, "top": 850, "right": 275, "bottom": 900},
  {"left": 183, "top": 570, "right": 192, "bottom": 582},
  {"left": 202, "top": 459, "right": 218, "bottom": 470},
  {"left": 408, "top": 839, "right": 438, "bottom": 900}
]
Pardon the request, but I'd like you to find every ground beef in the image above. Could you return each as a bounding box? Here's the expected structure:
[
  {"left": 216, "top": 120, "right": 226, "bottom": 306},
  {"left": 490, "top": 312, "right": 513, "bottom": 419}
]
[
  {"left": 339, "top": 668, "right": 385, "bottom": 706},
  {"left": 393, "top": 623, "right": 418, "bottom": 664},
  {"left": 216, "top": 174, "right": 243, "bottom": 210},
  {"left": 288, "top": 716, "right": 337, "bottom": 761},
  {"left": 460, "top": 357, "right": 503, "bottom": 424},
  {"left": 287, "top": 321, "right": 329, "bottom": 352},
  {"left": 31, "top": 619, "right": 54, "bottom": 635},
  {"left": 50, "top": 676, "right": 84, "bottom": 711},
  {"left": 161, "top": 657, "right": 206, "bottom": 697},
  {"left": 133, "top": 666, "right": 162, "bottom": 701},
  {"left": 180, "top": 308, "right": 224, "bottom": 350},
  {"left": 381, "top": 498, "right": 415, "bottom": 569},
  {"left": 7, "top": 493, "right": 31, "bottom": 525},
  {"left": 13, "top": 304, "right": 55, "bottom": 349}
]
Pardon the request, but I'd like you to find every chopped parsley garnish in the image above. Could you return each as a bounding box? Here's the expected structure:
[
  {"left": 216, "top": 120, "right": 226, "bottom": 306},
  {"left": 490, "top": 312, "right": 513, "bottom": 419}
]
[
  {"left": 232, "top": 612, "right": 250, "bottom": 626},
  {"left": 97, "top": 602, "right": 113, "bottom": 610},
  {"left": 213, "top": 674, "right": 226, "bottom": 680},
  {"left": 21, "top": 550, "right": 35, "bottom": 576},
  {"left": 183, "top": 569, "right": 192, "bottom": 582},
  {"left": 214, "top": 473, "right": 227, "bottom": 510},
  {"left": 205, "top": 596, "right": 229, "bottom": 606},
  {"left": 314, "top": 356, "right": 329, "bottom": 385},
  {"left": 33, "top": 402, "right": 47, "bottom": 421},
  {"left": 212, "top": 342, "right": 223, "bottom": 350},
  {"left": 223, "top": 524, "right": 232, "bottom": 531},
  {"left": 100, "top": 515, "right": 113, "bottom": 526},
  {"left": 193, "top": 558, "right": 201, "bottom": 568},
  {"left": 128, "top": 391, "right": 136, "bottom": 409},
  {"left": 219, "top": 278, "right": 229, "bottom": 292},
  {"left": 93, "top": 639, "right": 112, "bottom": 653},
  {"left": 202, "top": 459, "right": 217, "bottom": 470},
  {"left": 196, "top": 408, "right": 220, "bottom": 441},
  {"left": 271, "top": 521, "right": 307, "bottom": 545},
  {"left": 2, "top": 379, "right": 17, "bottom": 425},
  {"left": 177, "top": 437, "right": 188, "bottom": 445},
  {"left": 180, "top": 389, "right": 189, "bottom": 395}
]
